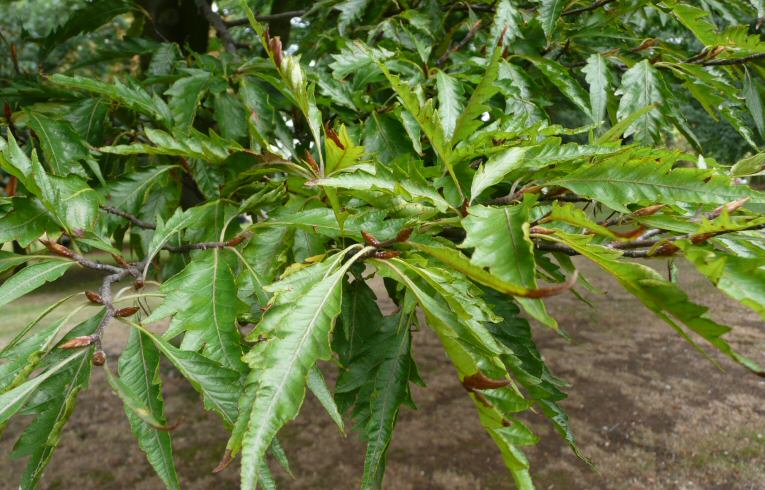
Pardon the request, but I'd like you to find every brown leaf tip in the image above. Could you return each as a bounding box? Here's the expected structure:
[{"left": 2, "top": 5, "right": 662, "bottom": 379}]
[
  {"left": 213, "top": 450, "right": 234, "bottom": 473},
  {"left": 462, "top": 372, "right": 511, "bottom": 391},
  {"left": 522, "top": 270, "right": 578, "bottom": 298}
]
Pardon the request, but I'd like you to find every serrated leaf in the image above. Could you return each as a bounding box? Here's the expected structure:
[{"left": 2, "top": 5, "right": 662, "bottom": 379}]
[
  {"left": 0, "top": 350, "right": 87, "bottom": 427},
  {"left": 731, "top": 152, "right": 765, "bottom": 176},
  {"left": 142, "top": 207, "right": 194, "bottom": 276},
  {"left": 12, "top": 349, "right": 92, "bottom": 490},
  {"left": 470, "top": 147, "right": 527, "bottom": 201},
  {"left": 545, "top": 232, "right": 763, "bottom": 374},
  {"left": 582, "top": 54, "right": 611, "bottom": 128},
  {"left": 436, "top": 71, "right": 464, "bottom": 141},
  {"left": 25, "top": 111, "right": 88, "bottom": 177},
  {"left": 551, "top": 160, "right": 765, "bottom": 212},
  {"left": 0, "top": 198, "right": 59, "bottom": 247},
  {"left": 102, "top": 165, "right": 177, "bottom": 216},
  {"left": 363, "top": 112, "right": 416, "bottom": 163},
  {"left": 528, "top": 56, "right": 591, "bottom": 116},
  {"left": 41, "top": 0, "right": 131, "bottom": 56},
  {"left": 0, "top": 320, "right": 62, "bottom": 393},
  {"left": 489, "top": 0, "right": 524, "bottom": 47},
  {"left": 239, "top": 250, "right": 363, "bottom": 489},
  {"left": 616, "top": 61, "right": 664, "bottom": 145},
  {"left": 117, "top": 330, "right": 180, "bottom": 489},
  {"left": 165, "top": 70, "right": 212, "bottom": 134},
  {"left": 539, "top": 0, "right": 565, "bottom": 41},
  {"left": 0, "top": 261, "right": 73, "bottom": 310},
  {"left": 307, "top": 365, "right": 344, "bottom": 434},
  {"left": 148, "top": 249, "right": 248, "bottom": 373},
  {"left": 408, "top": 241, "right": 533, "bottom": 297},
  {"left": 462, "top": 203, "right": 557, "bottom": 327},
  {"left": 451, "top": 43, "right": 502, "bottom": 147},
  {"left": 130, "top": 323, "right": 241, "bottom": 426},
  {"left": 50, "top": 74, "right": 171, "bottom": 126},
  {"left": 743, "top": 70, "right": 765, "bottom": 138},
  {"left": 337, "top": 0, "right": 371, "bottom": 35},
  {"left": 679, "top": 243, "right": 765, "bottom": 322}
]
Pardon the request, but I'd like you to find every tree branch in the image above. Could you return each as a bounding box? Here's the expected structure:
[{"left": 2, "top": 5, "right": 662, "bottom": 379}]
[
  {"left": 700, "top": 52, "right": 765, "bottom": 66},
  {"left": 562, "top": 0, "right": 617, "bottom": 16},
  {"left": 225, "top": 10, "right": 306, "bottom": 27},
  {"left": 100, "top": 205, "right": 157, "bottom": 230},
  {"left": 436, "top": 20, "right": 483, "bottom": 67},
  {"left": 194, "top": 0, "right": 236, "bottom": 52}
]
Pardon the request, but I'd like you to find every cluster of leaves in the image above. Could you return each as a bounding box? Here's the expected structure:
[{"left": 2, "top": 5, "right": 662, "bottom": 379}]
[{"left": 2, "top": 1, "right": 765, "bottom": 489}]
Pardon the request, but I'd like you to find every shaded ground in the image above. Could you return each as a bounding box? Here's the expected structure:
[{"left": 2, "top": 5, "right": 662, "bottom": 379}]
[{"left": 1, "top": 259, "right": 764, "bottom": 489}]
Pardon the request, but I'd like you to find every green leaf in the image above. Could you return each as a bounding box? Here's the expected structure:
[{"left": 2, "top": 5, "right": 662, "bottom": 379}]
[
  {"left": 239, "top": 249, "right": 363, "bottom": 489},
  {"left": 337, "top": 0, "right": 371, "bottom": 35},
  {"left": 326, "top": 125, "right": 365, "bottom": 174},
  {"left": 743, "top": 70, "right": 765, "bottom": 138},
  {"left": 470, "top": 147, "right": 527, "bottom": 201},
  {"left": 451, "top": 43, "right": 502, "bottom": 147},
  {"left": 483, "top": 289, "right": 585, "bottom": 461},
  {"left": 336, "top": 306, "right": 416, "bottom": 489},
  {"left": 408, "top": 241, "right": 533, "bottom": 297},
  {"left": 436, "top": 70, "right": 464, "bottom": 141},
  {"left": 142, "top": 207, "right": 194, "bottom": 276},
  {"left": 489, "top": 0, "right": 524, "bottom": 47},
  {"left": 545, "top": 201, "right": 617, "bottom": 238},
  {"left": 616, "top": 61, "right": 664, "bottom": 145},
  {"left": 528, "top": 56, "right": 591, "bottom": 116},
  {"left": 551, "top": 160, "right": 765, "bottom": 212},
  {"left": 12, "top": 349, "right": 92, "bottom": 490},
  {"left": 0, "top": 320, "right": 62, "bottom": 393},
  {"left": 545, "top": 232, "right": 763, "bottom": 374},
  {"left": 731, "top": 152, "right": 765, "bottom": 177},
  {"left": 363, "top": 112, "right": 416, "bottom": 163},
  {"left": 306, "top": 365, "right": 345, "bottom": 434},
  {"left": 165, "top": 70, "right": 212, "bottom": 134},
  {"left": 66, "top": 98, "right": 109, "bottom": 146},
  {"left": 582, "top": 54, "right": 611, "bottom": 128},
  {"left": 679, "top": 243, "right": 765, "bottom": 322},
  {"left": 41, "top": 0, "right": 131, "bottom": 56},
  {"left": 102, "top": 165, "right": 177, "bottom": 217},
  {"left": 377, "top": 63, "right": 451, "bottom": 168},
  {"left": 539, "top": 0, "right": 565, "bottom": 41},
  {"left": 50, "top": 74, "right": 171, "bottom": 126},
  {"left": 130, "top": 323, "right": 241, "bottom": 426},
  {"left": 147, "top": 249, "right": 248, "bottom": 373},
  {"left": 24, "top": 111, "right": 88, "bottom": 177},
  {"left": 0, "top": 350, "right": 87, "bottom": 427},
  {"left": 214, "top": 92, "right": 249, "bottom": 141},
  {"left": 0, "top": 261, "right": 73, "bottom": 310},
  {"left": 0, "top": 198, "right": 59, "bottom": 247},
  {"left": 462, "top": 203, "right": 557, "bottom": 327},
  {"left": 117, "top": 330, "right": 180, "bottom": 489}
]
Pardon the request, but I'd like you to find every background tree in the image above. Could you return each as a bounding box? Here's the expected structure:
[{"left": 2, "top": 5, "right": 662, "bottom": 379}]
[{"left": 1, "top": 1, "right": 765, "bottom": 489}]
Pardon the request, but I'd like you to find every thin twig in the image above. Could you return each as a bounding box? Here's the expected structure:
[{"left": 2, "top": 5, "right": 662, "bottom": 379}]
[
  {"left": 437, "top": 20, "right": 482, "bottom": 66},
  {"left": 225, "top": 10, "right": 306, "bottom": 27},
  {"left": 562, "top": 0, "right": 618, "bottom": 17},
  {"left": 100, "top": 205, "right": 156, "bottom": 230},
  {"left": 700, "top": 53, "right": 765, "bottom": 66},
  {"left": 194, "top": 0, "right": 236, "bottom": 52},
  {"left": 535, "top": 241, "right": 655, "bottom": 258}
]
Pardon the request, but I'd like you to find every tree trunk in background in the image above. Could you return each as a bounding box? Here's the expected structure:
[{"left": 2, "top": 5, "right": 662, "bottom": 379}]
[{"left": 139, "top": 0, "right": 210, "bottom": 53}]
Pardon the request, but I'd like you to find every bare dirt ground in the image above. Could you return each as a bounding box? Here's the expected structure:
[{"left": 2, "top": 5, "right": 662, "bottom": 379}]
[{"left": 1, "top": 259, "right": 764, "bottom": 489}]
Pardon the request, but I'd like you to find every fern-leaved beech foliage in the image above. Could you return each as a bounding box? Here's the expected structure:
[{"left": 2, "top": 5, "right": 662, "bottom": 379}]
[{"left": 1, "top": 0, "right": 765, "bottom": 488}]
